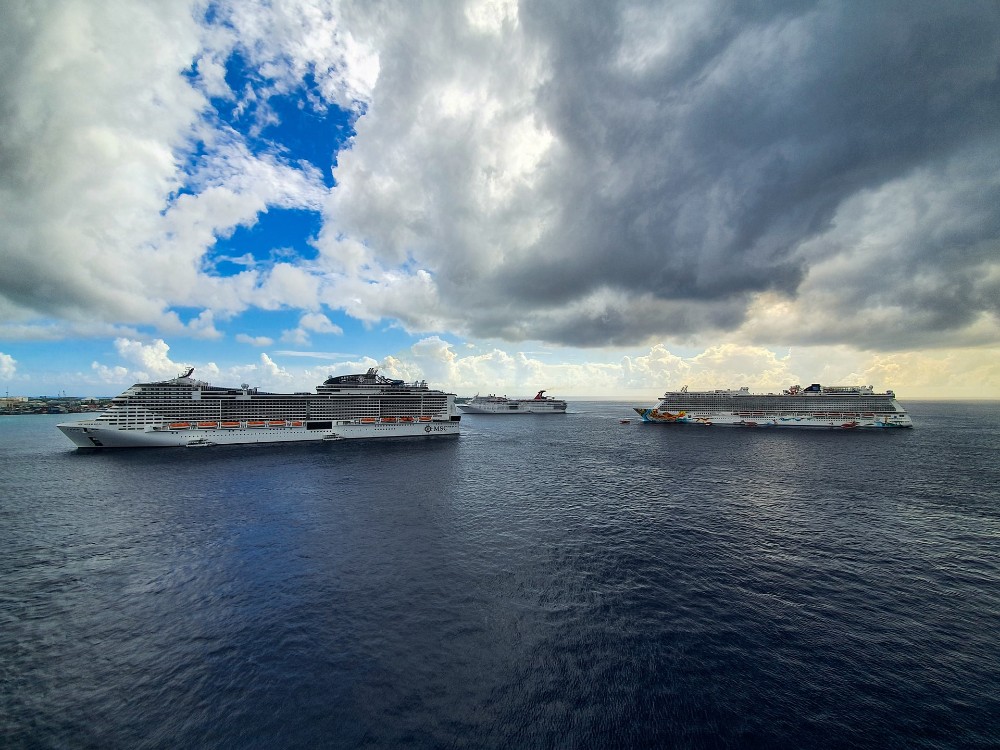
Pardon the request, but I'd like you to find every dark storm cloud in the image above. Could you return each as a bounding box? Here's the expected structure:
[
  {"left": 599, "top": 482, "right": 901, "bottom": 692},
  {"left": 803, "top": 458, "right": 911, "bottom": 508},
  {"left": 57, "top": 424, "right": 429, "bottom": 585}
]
[
  {"left": 759, "top": 152, "right": 1000, "bottom": 350},
  {"left": 461, "top": 0, "right": 1000, "bottom": 347}
]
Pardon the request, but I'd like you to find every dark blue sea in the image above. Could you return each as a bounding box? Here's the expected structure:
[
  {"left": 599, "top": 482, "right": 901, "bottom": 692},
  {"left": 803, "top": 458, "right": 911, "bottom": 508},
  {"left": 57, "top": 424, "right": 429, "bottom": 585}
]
[{"left": 2, "top": 402, "right": 999, "bottom": 749}]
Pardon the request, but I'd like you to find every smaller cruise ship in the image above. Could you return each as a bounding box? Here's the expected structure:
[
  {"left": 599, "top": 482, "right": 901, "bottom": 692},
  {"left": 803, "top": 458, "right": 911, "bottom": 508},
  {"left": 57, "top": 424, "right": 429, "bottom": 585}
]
[
  {"left": 634, "top": 383, "right": 912, "bottom": 428},
  {"left": 457, "top": 390, "right": 567, "bottom": 414}
]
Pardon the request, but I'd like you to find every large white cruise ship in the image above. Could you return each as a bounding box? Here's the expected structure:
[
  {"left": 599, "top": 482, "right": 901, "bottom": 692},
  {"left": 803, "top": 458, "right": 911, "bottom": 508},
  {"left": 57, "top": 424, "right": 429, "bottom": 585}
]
[
  {"left": 457, "top": 390, "right": 567, "bottom": 414},
  {"left": 58, "top": 368, "right": 461, "bottom": 449},
  {"left": 634, "top": 383, "right": 913, "bottom": 428}
]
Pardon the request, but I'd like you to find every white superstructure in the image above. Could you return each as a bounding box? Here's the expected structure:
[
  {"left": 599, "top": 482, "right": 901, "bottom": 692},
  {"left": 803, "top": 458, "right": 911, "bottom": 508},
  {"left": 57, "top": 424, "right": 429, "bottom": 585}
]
[
  {"left": 58, "top": 368, "right": 461, "bottom": 449},
  {"left": 634, "top": 383, "right": 912, "bottom": 428},
  {"left": 457, "top": 390, "right": 567, "bottom": 414}
]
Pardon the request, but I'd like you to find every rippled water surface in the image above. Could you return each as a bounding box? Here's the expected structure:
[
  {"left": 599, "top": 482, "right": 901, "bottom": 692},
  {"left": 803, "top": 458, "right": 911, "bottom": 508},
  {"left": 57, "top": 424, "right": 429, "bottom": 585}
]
[{"left": 2, "top": 402, "right": 999, "bottom": 748}]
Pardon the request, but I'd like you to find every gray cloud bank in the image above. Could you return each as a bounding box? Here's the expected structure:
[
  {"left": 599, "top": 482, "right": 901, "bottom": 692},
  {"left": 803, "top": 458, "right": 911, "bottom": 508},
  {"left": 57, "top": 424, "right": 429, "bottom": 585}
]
[
  {"left": 2, "top": 0, "right": 999, "bottom": 353},
  {"left": 326, "top": 0, "right": 1000, "bottom": 350}
]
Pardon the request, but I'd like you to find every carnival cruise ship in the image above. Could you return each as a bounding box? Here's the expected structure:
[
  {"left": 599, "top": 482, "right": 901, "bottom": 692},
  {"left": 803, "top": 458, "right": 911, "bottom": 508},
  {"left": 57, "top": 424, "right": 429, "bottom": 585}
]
[
  {"left": 58, "top": 368, "right": 461, "bottom": 449},
  {"left": 634, "top": 383, "right": 912, "bottom": 428},
  {"left": 457, "top": 390, "right": 567, "bottom": 414}
]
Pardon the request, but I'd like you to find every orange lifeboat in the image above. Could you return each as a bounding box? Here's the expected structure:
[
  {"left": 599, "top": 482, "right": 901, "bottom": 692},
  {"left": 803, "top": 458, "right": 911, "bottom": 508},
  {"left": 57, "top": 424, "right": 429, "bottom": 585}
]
[
  {"left": 221, "top": 421, "right": 240, "bottom": 428},
  {"left": 360, "top": 417, "right": 376, "bottom": 424},
  {"left": 268, "top": 420, "right": 285, "bottom": 427},
  {"left": 291, "top": 421, "right": 303, "bottom": 427},
  {"left": 248, "top": 421, "right": 265, "bottom": 427},
  {"left": 169, "top": 422, "right": 190, "bottom": 429},
  {"left": 400, "top": 416, "right": 414, "bottom": 423},
  {"left": 418, "top": 416, "right": 432, "bottom": 422},
  {"left": 381, "top": 417, "right": 397, "bottom": 423},
  {"left": 198, "top": 421, "right": 218, "bottom": 429}
]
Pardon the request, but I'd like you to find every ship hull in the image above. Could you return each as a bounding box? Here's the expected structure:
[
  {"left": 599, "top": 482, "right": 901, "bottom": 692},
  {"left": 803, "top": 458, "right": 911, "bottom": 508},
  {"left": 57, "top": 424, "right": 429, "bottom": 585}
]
[
  {"left": 58, "top": 420, "right": 460, "bottom": 449},
  {"left": 633, "top": 409, "right": 912, "bottom": 428}
]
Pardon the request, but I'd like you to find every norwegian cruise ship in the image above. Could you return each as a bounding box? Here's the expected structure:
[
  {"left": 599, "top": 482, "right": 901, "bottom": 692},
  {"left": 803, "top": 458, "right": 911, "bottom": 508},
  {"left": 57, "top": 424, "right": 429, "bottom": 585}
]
[
  {"left": 58, "top": 368, "right": 461, "bottom": 449},
  {"left": 634, "top": 383, "right": 912, "bottom": 428},
  {"left": 457, "top": 390, "right": 567, "bottom": 414}
]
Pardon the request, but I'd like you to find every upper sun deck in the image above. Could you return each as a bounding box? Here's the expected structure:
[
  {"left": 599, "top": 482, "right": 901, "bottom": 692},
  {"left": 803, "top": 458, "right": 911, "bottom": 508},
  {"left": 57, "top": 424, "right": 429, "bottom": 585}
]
[
  {"left": 317, "top": 367, "right": 430, "bottom": 393},
  {"left": 111, "top": 366, "right": 441, "bottom": 403},
  {"left": 663, "top": 383, "right": 895, "bottom": 398}
]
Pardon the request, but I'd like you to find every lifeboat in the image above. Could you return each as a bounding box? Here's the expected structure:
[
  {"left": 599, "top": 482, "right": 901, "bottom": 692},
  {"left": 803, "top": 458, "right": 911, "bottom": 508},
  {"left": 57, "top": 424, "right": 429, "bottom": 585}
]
[
  {"left": 360, "top": 417, "right": 376, "bottom": 424},
  {"left": 248, "top": 421, "right": 265, "bottom": 427},
  {"left": 197, "top": 421, "right": 218, "bottom": 429},
  {"left": 268, "top": 420, "right": 285, "bottom": 427},
  {"left": 291, "top": 421, "right": 303, "bottom": 427},
  {"left": 418, "top": 416, "right": 432, "bottom": 422},
  {"left": 381, "top": 417, "right": 397, "bottom": 423},
  {"left": 400, "top": 416, "right": 414, "bottom": 422},
  {"left": 169, "top": 422, "right": 190, "bottom": 429},
  {"left": 221, "top": 421, "right": 240, "bottom": 428}
]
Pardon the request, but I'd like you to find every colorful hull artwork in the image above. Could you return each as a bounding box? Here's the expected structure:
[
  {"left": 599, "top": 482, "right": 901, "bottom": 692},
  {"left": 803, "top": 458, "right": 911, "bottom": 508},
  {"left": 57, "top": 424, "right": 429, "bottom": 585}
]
[{"left": 634, "top": 409, "right": 713, "bottom": 425}]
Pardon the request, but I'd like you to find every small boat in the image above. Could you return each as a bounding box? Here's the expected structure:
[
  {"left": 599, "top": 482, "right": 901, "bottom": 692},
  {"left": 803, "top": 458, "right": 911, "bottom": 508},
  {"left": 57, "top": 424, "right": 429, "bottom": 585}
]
[
  {"left": 248, "top": 421, "right": 266, "bottom": 427},
  {"left": 322, "top": 433, "right": 344, "bottom": 441},
  {"left": 197, "top": 421, "right": 218, "bottom": 429},
  {"left": 169, "top": 422, "right": 190, "bottom": 429},
  {"left": 400, "top": 416, "right": 415, "bottom": 422},
  {"left": 221, "top": 421, "right": 240, "bottom": 428},
  {"left": 360, "top": 417, "right": 376, "bottom": 424},
  {"left": 291, "top": 421, "right": 303, "bottom": 427},
  {"left": 418, "top": 416, "right": 432, "bottom": 422},
  {"left": 619, "top": 419, "right": 631, "bottom": 424},
  {"left": 268, "top": 420, "right": 285, "bottom": 427},
  {"left": 186, "top": 438, "right": 213, "bottom": 448},
  {"left": 381, "top": 417, "right": 397, "bottom": 423}
]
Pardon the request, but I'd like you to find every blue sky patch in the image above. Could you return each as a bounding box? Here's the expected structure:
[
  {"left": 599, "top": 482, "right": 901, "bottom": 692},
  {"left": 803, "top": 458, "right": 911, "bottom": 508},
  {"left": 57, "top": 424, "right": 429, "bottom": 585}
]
[{"left": 209, "top": 207, "right": 323, "bottom": 273}]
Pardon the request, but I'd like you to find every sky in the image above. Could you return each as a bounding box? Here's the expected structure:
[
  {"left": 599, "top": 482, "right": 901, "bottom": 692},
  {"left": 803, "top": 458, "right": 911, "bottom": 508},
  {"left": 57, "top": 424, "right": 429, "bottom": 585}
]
[{"left": 2, "top": 0, "right": 999, "bottom": 401}]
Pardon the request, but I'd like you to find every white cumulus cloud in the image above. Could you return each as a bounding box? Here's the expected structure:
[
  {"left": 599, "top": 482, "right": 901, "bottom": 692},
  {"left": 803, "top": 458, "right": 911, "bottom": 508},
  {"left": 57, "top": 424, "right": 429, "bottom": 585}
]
[{"left": 0, "top": 352, "right": 17, "bottom": 380}]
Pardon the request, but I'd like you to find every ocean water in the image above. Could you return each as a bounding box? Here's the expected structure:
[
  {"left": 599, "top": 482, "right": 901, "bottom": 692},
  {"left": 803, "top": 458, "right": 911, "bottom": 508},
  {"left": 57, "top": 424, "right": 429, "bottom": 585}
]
[{"left": 1, "top": 402, "right": 998, "bottom": 749}]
